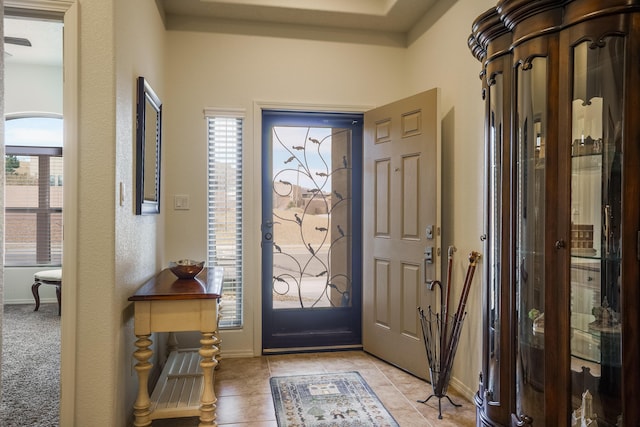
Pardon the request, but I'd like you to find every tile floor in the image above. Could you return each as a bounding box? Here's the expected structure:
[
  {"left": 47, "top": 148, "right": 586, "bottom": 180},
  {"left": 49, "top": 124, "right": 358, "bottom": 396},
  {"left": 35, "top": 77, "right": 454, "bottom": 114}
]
[{"left": 152, "top": 350, "right": 476, "bottom": 427}]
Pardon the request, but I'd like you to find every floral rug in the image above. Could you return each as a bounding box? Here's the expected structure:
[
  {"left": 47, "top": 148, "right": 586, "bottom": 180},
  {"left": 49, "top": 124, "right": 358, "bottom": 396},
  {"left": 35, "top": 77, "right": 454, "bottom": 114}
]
[{"left": 270, "top": 371, "right": 399, "bottom": 427}]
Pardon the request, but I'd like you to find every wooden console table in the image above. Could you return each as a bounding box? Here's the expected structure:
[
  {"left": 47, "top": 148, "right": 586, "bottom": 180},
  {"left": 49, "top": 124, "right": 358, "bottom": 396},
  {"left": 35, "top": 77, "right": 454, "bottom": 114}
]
[{"left": 128, "top": 267, "right": 224, "bottom": 427}]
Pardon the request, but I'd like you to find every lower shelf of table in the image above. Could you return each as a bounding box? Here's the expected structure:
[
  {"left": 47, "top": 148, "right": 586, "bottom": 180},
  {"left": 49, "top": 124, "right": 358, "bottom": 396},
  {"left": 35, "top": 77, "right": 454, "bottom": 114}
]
[{"left": 149, "top": 348, "right": 205, "bottom": 420}]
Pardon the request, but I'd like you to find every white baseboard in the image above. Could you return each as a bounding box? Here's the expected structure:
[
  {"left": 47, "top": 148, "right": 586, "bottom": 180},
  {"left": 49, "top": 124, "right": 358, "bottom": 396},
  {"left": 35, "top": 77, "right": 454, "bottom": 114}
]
[
  {"left": 218, "top": 349, "right": 256, "bottom": 359},
  {"left": 449, "top": 375, "right": 477, "bottom": 402},
  {"left": 4, "top": 297, "right": 58, "bottom": 305}
]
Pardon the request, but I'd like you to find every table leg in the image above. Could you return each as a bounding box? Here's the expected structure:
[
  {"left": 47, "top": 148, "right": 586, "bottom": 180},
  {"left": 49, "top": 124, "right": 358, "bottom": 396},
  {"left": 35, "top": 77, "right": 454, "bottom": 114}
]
[
  {"left": 133, "top": 334, "right": 153, "bottom": 427},
  {"left": 215, "top": 313, "right": 223, "bottom": 370},
  {"left": 198, "top": 332, "right": 220, "bottom": 426}
]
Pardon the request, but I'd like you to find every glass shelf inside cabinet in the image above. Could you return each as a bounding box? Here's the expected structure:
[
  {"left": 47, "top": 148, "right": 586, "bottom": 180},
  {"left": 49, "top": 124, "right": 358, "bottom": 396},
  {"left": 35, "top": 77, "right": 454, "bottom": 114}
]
[
  {"left": 570, "top": 312, "right": 621, "bottom": 367},
  {"left": 570, "top": 259, "right": 622, "bottom": 368}
]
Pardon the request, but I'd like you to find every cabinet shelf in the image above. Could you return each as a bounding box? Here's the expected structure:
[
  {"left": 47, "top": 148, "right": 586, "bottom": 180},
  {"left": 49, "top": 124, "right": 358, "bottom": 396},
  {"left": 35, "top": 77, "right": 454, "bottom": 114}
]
[
  {"left": 571, "top": 152, "right": 602, "bottom": 159},
  {"left": 571, "top": 254, "right": 622, "bottom": 262}
]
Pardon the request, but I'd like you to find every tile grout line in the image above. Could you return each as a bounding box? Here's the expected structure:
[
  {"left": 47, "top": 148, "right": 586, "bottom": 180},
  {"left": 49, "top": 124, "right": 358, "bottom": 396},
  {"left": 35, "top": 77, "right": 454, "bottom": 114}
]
[{"left": 369, "top": 356, "right": 434, "bottom": 427}]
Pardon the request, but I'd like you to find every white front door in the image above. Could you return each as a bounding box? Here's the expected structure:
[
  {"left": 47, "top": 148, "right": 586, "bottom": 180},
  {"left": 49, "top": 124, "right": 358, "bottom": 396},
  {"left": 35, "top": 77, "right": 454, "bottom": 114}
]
[{"left": 363, "top": 89, "right": 441, "bottom": 378}]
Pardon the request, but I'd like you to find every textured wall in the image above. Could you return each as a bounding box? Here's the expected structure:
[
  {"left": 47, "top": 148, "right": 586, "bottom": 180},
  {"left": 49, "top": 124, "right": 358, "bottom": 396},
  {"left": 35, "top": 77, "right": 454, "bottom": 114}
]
[
  {"left": 73, "top": 0, "right": 118, "bottom": 423},
  {"left": 113, "top": 0, "right": 165, "bottom": 423},
  {"left": 406, "top": 0, "right": 497, "bottom": 399},
  {"left": 71, "top": 0, "right": 165, "bottom": 425}
]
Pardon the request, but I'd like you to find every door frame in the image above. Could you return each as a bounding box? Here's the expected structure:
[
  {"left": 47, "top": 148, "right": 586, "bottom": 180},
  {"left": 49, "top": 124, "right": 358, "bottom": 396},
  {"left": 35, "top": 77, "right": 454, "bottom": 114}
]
[
  {"left": 251, "top": 102, "right": 373, "bottom": 355},
  {"left": 2, "top": 2, "right": 77, "bottom": 425},
  {"left": 261, "top": 109, "right": 364, "bottom": 351}
]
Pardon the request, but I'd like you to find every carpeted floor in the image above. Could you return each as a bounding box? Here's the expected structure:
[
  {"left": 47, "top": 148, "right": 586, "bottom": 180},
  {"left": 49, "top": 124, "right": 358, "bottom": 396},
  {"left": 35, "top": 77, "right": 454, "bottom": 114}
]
[{"left": 1, "top": 304, "right": 60, "bottom": 427}]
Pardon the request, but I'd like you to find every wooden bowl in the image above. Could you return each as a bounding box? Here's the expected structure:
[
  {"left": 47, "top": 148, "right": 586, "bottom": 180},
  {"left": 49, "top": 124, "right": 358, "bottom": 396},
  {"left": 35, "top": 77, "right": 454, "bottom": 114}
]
[{"left": 168, "top": 260, "right": 205, "bottom": 279}]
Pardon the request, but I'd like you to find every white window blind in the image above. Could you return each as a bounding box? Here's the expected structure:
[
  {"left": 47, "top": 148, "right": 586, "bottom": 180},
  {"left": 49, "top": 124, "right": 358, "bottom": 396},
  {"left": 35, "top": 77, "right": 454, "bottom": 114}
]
[
  {"left": 5, "top": 116, "right": 63, "bottom": 267},
  {"left": 206, "top": 111, "right": 244, "bottom": 329}
]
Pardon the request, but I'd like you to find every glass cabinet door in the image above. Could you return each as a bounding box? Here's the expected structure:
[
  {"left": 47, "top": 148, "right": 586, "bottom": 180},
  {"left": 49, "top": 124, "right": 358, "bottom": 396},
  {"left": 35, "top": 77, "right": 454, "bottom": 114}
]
[
  {"left": 486, "top": 73, "right": 503, "bottom": 403},
  {"left": 569, "top": 36, "right": 624, "bottom": 427},
  {"left": 515, "top": 56, "right": 547, "bottom": 426}
]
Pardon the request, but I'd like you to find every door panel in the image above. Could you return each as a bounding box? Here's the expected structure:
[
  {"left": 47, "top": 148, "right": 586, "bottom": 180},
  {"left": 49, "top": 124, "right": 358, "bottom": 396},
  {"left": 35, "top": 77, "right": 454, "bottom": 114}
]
[
  {"left": 375, "top": 159, "right": 391, "bottom": 235},
  {"left": 363, "top": 89, "right": 440, "bottom": 378},
  {"left": 374, "top": 259, "right": 391, "bottom": 326},
  {"left": 402, "top": 154, "right": 421, "bottom": 238},
  {"left": 401, "top": 262, "right": 421, "bottom": 337}
]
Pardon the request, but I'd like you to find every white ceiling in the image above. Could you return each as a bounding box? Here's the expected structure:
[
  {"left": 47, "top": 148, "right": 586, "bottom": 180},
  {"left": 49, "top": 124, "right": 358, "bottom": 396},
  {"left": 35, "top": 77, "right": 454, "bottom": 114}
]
[
  {"left": 161, "top": 0, "right": 440, "bottom": 33},
  {"left": 3, "top": 16, "right": 62, "bottom": 66},
  {"left": 2, "top": 0, "right": 453, "bottom": 66}
]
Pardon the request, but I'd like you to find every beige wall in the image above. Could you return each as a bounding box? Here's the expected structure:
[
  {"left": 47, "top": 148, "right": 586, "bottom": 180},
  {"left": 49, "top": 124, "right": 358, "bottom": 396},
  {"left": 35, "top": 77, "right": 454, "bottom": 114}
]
[
  {"left": 5, "top": 62, "right": 62, "bottom": 114},
  {"left": 70, "top": 0, "right": 165, "bottom": 425},
  {"left": 407, "top": 0, "right": 497, "bottom": 398},
  {"left": 163, "top": 30, "right": 409, "bottom": 354}
]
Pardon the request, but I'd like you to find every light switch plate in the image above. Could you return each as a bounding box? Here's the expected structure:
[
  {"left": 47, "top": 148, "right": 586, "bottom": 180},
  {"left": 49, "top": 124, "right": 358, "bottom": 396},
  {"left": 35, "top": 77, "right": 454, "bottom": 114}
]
[
  {"left": 174, "top": 194, "right": 190, "bottom": 210},
  {"left": 119, "top": 182, "right": 125, "bottom": 206}
]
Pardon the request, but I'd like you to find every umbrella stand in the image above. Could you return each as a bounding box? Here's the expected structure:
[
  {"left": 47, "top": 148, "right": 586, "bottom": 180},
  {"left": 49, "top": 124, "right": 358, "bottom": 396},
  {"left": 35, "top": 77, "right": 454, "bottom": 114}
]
[
  {"left": 417, "top": 250, "right": 481, "bottom": 419},
  {"left": 417, "top": 306, "right": 463, "bottom": 419}
]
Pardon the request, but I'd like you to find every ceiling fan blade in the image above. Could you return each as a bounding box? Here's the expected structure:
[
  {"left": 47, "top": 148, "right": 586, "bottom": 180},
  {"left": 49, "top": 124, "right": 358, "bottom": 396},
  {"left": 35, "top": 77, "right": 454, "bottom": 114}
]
[{"left": 4, "top": 36, "right": 32, "bottom": 47}]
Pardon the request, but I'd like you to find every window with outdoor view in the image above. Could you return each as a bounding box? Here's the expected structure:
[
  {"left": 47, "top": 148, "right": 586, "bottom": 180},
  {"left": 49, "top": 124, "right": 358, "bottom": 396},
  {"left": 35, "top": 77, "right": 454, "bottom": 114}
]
[
  {"left": 4, "top": 116, "right": 63, "bottom": 267},
  {"left": 205, "top": 110, "right": 244, "bottom": 328}
]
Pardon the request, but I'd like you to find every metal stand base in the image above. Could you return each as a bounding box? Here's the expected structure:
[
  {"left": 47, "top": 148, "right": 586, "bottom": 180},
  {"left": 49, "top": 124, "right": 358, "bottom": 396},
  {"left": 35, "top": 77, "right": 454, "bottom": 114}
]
[{"left": 417, "top": 394, "right": 462, "bottom": 419}]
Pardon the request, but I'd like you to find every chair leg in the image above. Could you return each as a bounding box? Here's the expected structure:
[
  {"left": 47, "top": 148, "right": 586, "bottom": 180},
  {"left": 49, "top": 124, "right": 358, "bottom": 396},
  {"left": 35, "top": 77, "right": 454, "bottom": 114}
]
[
  {"left": 55, "top": 285, "right": 62, "bottom": 316},
  {"left": 32, "top": 282, "right": 42, "bottom": 312}
]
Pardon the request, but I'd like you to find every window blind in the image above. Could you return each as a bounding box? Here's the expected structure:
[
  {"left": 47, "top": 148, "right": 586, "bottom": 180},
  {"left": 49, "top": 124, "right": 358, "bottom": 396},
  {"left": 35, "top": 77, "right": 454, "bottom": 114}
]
[
  {"left": 5, "top": 116, "right": 63, "bottom": 267},
  {"left": 5, "top": 152, "right": 63, "bottom": 266},
  {"left": 206, "top": 112, "right": 244, "bottom": 329}
]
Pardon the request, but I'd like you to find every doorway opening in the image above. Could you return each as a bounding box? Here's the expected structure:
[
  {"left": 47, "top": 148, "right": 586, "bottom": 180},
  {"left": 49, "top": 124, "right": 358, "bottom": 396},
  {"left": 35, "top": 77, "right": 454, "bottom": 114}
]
[
  {"left": 2, "top": 10, "right": 64, "bottom": 426},
  {"left": 261, "top": 110, "right": 363, "bottom": 351}
]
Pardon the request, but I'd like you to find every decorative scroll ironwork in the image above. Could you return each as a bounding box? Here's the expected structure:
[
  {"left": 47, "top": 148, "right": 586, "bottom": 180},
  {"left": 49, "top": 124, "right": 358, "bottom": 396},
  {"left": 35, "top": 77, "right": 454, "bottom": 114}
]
[{"left": 270, "top": 126, "right": 352, "bottom": 308}]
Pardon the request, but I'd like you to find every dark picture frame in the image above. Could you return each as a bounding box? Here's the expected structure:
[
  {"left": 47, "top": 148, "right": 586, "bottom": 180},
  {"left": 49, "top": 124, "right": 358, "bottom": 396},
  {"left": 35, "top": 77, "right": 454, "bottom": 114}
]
[{"left": 135, "top": 76, "right": 162, "bottom": 215}]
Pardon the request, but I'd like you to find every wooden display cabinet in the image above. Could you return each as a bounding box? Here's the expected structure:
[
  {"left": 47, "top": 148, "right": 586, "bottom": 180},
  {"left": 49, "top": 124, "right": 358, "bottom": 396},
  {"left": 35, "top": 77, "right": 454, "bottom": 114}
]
[{"left": 468, "top": 1, "right": 640, "bottom": 426}]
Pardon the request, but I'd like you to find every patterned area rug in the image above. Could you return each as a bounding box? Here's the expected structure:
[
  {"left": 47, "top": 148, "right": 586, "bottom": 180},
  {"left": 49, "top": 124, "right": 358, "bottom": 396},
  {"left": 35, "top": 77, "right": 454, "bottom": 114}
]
[{"left": 270, "top": 371, "right": 399, "bottom": 427}]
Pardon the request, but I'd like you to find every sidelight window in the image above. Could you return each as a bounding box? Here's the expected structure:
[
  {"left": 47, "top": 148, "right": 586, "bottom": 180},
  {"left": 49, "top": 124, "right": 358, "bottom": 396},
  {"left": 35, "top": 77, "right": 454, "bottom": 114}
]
[{"left": 206, "top": 109, "right": 244, "bottom": 328}]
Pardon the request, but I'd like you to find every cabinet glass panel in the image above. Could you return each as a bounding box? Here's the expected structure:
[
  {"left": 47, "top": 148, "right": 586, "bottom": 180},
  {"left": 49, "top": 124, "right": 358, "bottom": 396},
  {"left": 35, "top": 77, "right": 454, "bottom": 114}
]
[
  {"left": 515, "top": 57, "right": 547, "bottom": 425},
  {"left": 487, "top": 73, "right": 503, "bottom": 402},
  {"left": 570, "top": 37, "right": 624, "bottom": 427}
]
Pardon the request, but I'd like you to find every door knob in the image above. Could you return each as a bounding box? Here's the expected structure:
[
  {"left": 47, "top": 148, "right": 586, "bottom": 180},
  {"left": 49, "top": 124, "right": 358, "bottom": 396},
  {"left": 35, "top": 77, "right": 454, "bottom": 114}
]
[{"left": 554, "top": 239, "right": 566, "bottom": 249}]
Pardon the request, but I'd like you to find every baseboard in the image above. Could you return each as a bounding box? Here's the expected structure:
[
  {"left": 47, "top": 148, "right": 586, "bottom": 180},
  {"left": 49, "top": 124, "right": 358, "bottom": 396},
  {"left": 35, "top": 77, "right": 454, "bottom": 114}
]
[
  {"left": 3, "top": 298, "right": 58, "bottom": 305},
  {"left": 262, "top": 344, "right": 363, "bottom": 355},
  {"left": 218, "top": 349, "right": 257, "bottom": 359},
  {"left": 449, "top": 375, "right": 477, "bottom": 402}
]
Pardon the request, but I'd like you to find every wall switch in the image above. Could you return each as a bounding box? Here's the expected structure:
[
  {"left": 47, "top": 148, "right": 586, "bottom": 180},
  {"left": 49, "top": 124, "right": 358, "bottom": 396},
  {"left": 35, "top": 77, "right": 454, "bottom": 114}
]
[
  {"left": 174, "top": 194, "right": 190, "bottom": 210},
  {"left": 119, "top": 182, "right": 125, "bottom": 206}
]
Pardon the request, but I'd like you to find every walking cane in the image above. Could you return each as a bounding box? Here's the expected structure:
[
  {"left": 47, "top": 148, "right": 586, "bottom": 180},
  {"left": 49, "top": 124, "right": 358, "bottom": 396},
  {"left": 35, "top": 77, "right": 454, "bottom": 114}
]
[
  {"left": 436, "top": 251, "right": 481, "bottom": 393},
  {"left": 439, "top": 246, "right": 456, "bottom": 375}
]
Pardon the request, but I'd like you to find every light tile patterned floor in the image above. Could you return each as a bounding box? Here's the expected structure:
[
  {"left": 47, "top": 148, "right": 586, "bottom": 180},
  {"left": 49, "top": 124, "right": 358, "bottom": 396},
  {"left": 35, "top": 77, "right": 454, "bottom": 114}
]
[{"left": 151, "top": 350, "right": 476, "bottom": 426}]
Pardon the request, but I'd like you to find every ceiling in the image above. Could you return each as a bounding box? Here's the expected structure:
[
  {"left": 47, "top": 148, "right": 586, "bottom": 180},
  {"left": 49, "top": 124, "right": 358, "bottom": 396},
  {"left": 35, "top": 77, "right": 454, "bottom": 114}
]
[
  {"left": 3, "top": 16, "right": 62, "bottom": 66},
  {"left": 161, "top": 0, "right": 439, "bottom": 32},
  {"left": 2, "top": 0, "right": 453, "bottom": 66}
]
